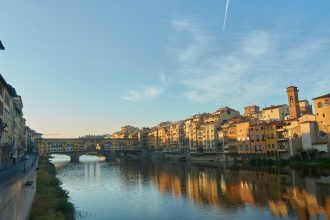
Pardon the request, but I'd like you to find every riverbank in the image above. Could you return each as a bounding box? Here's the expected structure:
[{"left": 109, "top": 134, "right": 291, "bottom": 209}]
[{"left": 29, "top": 157, "right": 75, "bottom": 220}]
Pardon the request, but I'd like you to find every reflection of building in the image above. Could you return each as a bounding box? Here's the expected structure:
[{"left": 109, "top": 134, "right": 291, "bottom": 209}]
[{"left": 118, "top": 159, "right": 330, "bottom": 219}]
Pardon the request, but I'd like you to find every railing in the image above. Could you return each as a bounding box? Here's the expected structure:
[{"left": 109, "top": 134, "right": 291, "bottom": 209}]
[{"left": 0, "top": 153, "right": 38, "bottom": 182}]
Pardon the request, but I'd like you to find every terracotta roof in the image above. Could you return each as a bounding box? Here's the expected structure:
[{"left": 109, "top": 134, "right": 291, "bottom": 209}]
[{"left": 312, "top": 93, "right": 330, "bottom": 100}]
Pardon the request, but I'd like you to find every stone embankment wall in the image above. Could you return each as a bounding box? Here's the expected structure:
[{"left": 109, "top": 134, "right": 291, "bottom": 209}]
[{"left": 0, "top": 158, "right": 38, "bottom": 220}]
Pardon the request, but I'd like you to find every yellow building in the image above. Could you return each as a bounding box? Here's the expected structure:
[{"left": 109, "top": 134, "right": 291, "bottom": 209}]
[
  {"left": 184, "top": 114, "right": 204, "bottom": 152},
  {"left": 313, "top": 94, "right": 330, "bottom": 129},
  {"left": 236, "top": 120, "right": 252, "bottom": 154},
  {"left": 265, "top": 123, "right": 277, "bottom": 157},
  {"left": 148, "top": 128, "right": 159, "bottom": 149},
  {"left": 169, "top": 121, "right": 184, "bottom": 148}
]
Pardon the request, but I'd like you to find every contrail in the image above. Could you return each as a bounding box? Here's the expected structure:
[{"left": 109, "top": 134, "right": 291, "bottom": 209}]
[{"left": 223, "top": 0, "right": 231, "bottom": 30}]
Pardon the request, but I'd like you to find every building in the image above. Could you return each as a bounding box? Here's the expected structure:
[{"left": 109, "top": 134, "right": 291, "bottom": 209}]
[
  {"left": 184, "top": 114, "right": 205, "bottom": 152},
  {"left": 244, "top": 105, "right": 260, "bottom": 115},
  {"left": 186, "top": 107, "right": 241, "bottom": 153},
  {"left": 313, "top": 93, "right": 330, "bottom": 128},
  {"left": 287, "top": 86, "right": 301, "bottom": 119},
  {"left": 299, "top": 100, "right": 313, "bottom": 115},
  {"left": 261, "top": 105, "right": 289, "bottom": 122},
  {"left": 0, "top": 75, "right": 26, "bottom": 166},
  {"left": 236, "top": 119, "right": 257, "bottom": 155},
  {"left": 249, "top": 123, "right": 266, "bottom": 156},
  {"left": 138, "top": 127, "right": 150, "bottom": 148},
  {"left": 168, "top": 121, "right": 184, "bottom": 149},
  {"left": 264, "top": 121, "right": 288, "bottom": 159},
  {"left": 111, "top": 125, "right": 139, "bottom": 139}
]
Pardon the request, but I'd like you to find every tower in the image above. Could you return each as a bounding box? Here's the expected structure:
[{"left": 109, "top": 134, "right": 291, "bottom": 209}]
[{"left": 287, "top": 86, "right": 300, "bottom": 119}]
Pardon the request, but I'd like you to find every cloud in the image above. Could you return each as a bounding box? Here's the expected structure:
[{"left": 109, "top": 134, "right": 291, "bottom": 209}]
[
  {"left": 123, "top": 73, "right": 166, "bottom": 102},
  {"left": 170, "top": 18, "right": 330, "bottom": 107}
]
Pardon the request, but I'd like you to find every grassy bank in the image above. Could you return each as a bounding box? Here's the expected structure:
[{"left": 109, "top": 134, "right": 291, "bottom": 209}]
[{"left": 30, "top": 157, "right": 75, "bottom": 220}]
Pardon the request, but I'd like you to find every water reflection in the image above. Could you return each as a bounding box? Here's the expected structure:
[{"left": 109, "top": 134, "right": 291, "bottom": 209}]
[
  {"left": 118, "top": 161, "right": 330, "bottom": 220},
  {"left": 51, "top": 155, "right": 330, "bottom": 220}
]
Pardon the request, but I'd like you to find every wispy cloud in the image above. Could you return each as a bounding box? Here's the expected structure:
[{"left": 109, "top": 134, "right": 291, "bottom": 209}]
[
  {"left": 123, "top": 73, "right": 167, "bottom": 102},
  {"left": 171, "top": 18, "right": 330, "bottom": 107}
]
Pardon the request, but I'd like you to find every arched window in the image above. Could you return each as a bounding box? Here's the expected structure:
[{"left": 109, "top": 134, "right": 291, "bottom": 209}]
[
  {"left": 318, "top": 102, "right": 323, "bottom": 108},
  {"left": 293, "top": 133, "right": 299, "bottom": 140}
]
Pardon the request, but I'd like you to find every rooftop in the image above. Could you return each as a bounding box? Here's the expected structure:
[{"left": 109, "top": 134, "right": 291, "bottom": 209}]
[
  {"left": 312, "top": 93, "right": 330, "bottom": 100},
  {"left": 262, "top": 104, "right": 285, "bottom": 111}
]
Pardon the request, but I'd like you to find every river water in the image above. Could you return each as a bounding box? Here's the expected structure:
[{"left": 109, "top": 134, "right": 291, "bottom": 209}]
[{"left": 50, "top": 154, "right": 330, "bottom": 220}]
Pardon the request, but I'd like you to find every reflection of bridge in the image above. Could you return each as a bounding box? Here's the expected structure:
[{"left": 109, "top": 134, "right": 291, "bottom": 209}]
[{"left": 39, "top": 138, "right": 143, "bottom": 162}]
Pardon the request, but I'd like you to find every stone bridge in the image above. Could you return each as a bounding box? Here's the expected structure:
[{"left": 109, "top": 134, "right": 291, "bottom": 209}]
[
  {"left": 42, "top": 138, "right": 144, "bottom": 162},
  {"left": 48, "top": 149, "right": 144, "bottom": 162}
]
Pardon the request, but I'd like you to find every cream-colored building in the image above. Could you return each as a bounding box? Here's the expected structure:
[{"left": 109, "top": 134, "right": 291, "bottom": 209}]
[
  {"left": 168, "top": 121, "right": 184, "bottom": 149},
  {"left": 261, "top": 104, "right": 289, "bottom": 122},
  {"left": 0, "top": 75, "right": 28, "bottom": 166},
  {"left": 186, "top": 107, "right": 240, "bottom": 153},
  {"left": 111, "top": 125, "right": 139, "bottom": 139},
  {"left": 184, "top": 114, "right": 205, "bottom": 152}
]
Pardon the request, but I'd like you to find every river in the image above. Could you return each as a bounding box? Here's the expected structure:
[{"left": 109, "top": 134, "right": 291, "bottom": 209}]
[{"left": 50, "top": 154, "right": 330, "bottom": 220}]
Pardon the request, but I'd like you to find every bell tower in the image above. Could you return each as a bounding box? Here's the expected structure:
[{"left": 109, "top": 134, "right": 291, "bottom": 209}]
[{"left": 287, "top": 86, "right": 300, "bottom": 119}]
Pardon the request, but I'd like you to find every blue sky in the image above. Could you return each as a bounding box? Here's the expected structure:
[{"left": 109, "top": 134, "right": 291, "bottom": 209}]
[{"left": 0, "top": 0, "right": 330, "bottom": 138}]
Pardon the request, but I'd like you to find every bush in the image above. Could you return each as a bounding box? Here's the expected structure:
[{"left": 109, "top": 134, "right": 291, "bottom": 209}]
[{"left": 29, "top": 158, "right": 75, "bottom": 220}]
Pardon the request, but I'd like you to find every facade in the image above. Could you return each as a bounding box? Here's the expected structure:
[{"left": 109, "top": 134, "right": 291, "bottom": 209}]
[
  {"left": 184, "top": 114, "right": 205, "bottom": 152},
  {"left": 299, "top": 100, "right": 313, "bottom": 115},
  {"left": 168, "top": 121, "right": 184, "bottom": 149},
  {"left": 244, "top": 105, "right": 260, "bottom": 115},
  {"left": 249, "top": 123, "right": 266, "bottom": 156},
  {"left": 261, "top": 105, "right": 289, "bottom": 122},
  {"left": 138, "top": 127, "right": 150, "bottom": 148},
  {"left": 185, "top": 107, "right": 241, "bottom": 153},
  {"left": 111, "top": 125, "right": 139, "bottom": 139},
  {"left": 236, "top": 119, "right": 256, "bottom": 154},
  {"left": 287, "top": 86, "right": 301, "bottom": 119},
  {"left": 0, "top": 74, "right": 36, "bottom": 167},
  {"left": 313, "top": 94, "right": 330, "bottom": 128}
]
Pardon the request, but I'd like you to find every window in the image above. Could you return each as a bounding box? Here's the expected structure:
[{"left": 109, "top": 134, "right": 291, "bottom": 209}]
[
  {"left": 318, "top": 102, "right": 323, "bottom": 108},
  {"left": 326, "top": 99, "right": 329, "bottom": 104},
  {"left": 319, "top": 130, "right": 327, "bottom": 140},
  {"left": 290, "top": 96, "right": 294, "bottom": 105},
  {"left": 323, "top": 114, "right": 326, "bottom": 117},
  {"left": 293, "top": 133, "right": 299, "bottom": 140}
]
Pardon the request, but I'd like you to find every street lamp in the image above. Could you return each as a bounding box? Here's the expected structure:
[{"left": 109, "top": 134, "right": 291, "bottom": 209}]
[{"left": 0, "top": 41, "right": 5, "bottom": 50}]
